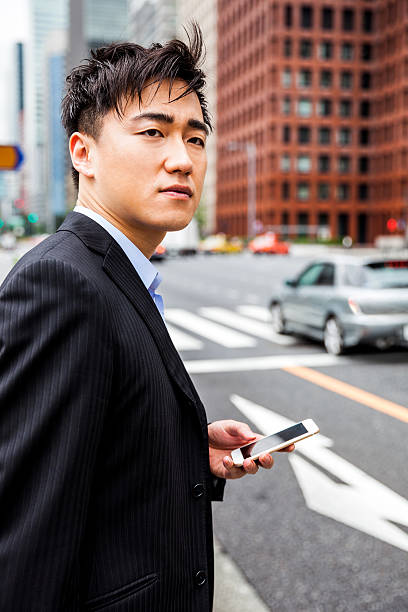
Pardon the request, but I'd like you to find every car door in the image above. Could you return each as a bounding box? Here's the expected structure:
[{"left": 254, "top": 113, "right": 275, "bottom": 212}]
[{"left": 283, "top": 263, "right": 325, "bottom": 327}]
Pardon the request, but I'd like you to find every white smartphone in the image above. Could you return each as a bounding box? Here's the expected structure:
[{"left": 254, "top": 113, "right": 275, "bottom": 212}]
[{"left": 230, "top": 419, "right": 320, "bottom": 467}]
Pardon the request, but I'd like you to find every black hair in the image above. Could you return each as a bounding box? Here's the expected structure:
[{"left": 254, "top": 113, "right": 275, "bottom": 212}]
[{"left": 61, "top": 24, "right": 211, "bottom": 189}]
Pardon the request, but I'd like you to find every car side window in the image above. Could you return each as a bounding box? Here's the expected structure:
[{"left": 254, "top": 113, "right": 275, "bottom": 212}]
[
  {"left": 297, "top": 264, "right": 325, "bottom": 287},
  {"left": 316, "top": 263, "right": 335, "bottom": 286}
]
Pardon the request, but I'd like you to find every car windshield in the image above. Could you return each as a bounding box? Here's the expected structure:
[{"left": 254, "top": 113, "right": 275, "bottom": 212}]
[{"left": 345, "top": 261, "right": 408, "bottom": 289}]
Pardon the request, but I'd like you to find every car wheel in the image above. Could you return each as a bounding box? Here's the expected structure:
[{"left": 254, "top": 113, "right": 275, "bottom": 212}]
[
  {"left": 324, "top": 317, "right": 344, "bottom": 355},
  {"left": 270, "top": 303, "right": 286, "bottom": 334}
]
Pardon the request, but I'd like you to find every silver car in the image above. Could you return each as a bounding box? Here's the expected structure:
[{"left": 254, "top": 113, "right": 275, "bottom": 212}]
[{"left": 270, "top": 256, "right": 408, "bottom": 354}]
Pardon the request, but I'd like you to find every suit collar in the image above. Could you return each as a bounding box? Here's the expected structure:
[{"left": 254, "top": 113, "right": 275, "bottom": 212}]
[{"left": 57, "top": 212, "right": 206, "bottom": 427}]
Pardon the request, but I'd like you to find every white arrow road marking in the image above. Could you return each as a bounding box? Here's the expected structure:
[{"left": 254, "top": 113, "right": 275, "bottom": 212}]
[
  {"left": 199, "top": 307, "right": 296, "bottom": 346},
  {"left": 165, "top": 309, "right": 257, "bottom": 348},
  {"left": 230, "top": 394, "right": 408, "bottom": 553},
  {"left": 166, "top": 324, "right": 204, "bottom": 351}
]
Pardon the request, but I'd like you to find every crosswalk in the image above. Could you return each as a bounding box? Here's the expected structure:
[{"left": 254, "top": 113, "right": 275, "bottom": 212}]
[{"left": 165, "top": 305, "right": 296, "bottom": 351}]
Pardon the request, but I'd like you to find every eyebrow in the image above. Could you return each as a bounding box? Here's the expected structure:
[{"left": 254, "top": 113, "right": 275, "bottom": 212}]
[{"left": 129, "top": 112, "right": 209, "bottom": 136}]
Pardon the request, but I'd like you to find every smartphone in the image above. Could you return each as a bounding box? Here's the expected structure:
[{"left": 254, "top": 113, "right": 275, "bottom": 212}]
[{"left": 230, "top": 419, "right": 320, "bottom": 467}]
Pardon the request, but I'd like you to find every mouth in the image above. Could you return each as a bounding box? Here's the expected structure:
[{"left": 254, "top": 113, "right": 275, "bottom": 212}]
[{"left": 159, "top": 184, "right": 193, "bottom": 199}]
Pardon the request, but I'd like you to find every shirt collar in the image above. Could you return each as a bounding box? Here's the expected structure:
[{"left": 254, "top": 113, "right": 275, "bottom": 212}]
[{"left": 73, "top": 205, "right": 161, "bottom": 292}]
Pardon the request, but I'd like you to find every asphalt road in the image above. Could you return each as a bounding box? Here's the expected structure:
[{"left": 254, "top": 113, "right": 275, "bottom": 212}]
[
  {"left": 1, "top": 247, "right": 407, "bottom": 611},
  {"left": 158, "top": 252, "right": 408, "bottom": 612}
]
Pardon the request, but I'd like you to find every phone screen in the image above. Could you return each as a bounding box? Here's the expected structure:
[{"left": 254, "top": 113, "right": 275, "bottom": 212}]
[{"left": 240, "top": 422, "right": 308, "bottom": 459}]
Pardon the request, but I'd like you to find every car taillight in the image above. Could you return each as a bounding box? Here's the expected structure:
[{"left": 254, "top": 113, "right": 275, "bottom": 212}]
[{"left": 348, "top": 298, "right": 361, "bottom": 314}]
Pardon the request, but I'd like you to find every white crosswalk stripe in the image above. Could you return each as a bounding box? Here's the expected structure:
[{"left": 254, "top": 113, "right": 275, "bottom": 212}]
[
  {"left": 236, "top": 305, "right": 271, "bottom": 322},
  {"left": 199, "top": 307, "right": 296, "bottom": 346},
  {"left": 165, "top": 309, "right": 257, "bottom": 348},
  {"left": 166, "top": 324, "right": 204, "bottom": 351}
]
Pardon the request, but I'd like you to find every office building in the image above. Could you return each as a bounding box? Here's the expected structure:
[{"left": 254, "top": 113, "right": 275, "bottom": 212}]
[{"left": 217, "top": 0, "right": 408, "bottom": 243}]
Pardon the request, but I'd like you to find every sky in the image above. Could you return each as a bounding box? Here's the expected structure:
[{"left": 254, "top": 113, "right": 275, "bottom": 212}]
[{"left": 0, "top": 0, "right": 29, "bottom": 141}]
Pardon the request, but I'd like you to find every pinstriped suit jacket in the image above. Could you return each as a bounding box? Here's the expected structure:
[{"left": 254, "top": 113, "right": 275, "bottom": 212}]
[{"left": 0, "top": 212, "right": 225, "bottom": 611}]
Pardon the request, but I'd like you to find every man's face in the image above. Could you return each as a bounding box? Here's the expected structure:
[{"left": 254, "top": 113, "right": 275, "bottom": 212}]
[{"left": 88, "top": 79, "right": 208, "bottom": 236}]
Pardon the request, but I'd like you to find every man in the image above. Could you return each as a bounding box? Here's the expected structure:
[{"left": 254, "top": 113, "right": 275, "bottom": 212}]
[{"left": 0, "top": 28, "right": 292, "bottom": 611}]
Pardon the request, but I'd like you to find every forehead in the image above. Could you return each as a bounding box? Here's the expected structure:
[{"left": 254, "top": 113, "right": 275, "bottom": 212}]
[{"left": 125, "top": 79, "right": 204, "bottom": 122}]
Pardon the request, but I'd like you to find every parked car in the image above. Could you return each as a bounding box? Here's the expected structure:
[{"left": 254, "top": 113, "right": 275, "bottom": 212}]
[
  {"left": 248, "top": 232, "right": 289, "bottom": 255},
  {"left": 269, "top": 257, "right": 408, "bottom": 354},
  {"left": 150, "top": 243, "right": 167, "bottom": 261},
  {"left": 200, "top": 233, "right": 243, "bottom": 254},
  {"left": 161, "top": 217, "right": 199, "bottom": 256}
]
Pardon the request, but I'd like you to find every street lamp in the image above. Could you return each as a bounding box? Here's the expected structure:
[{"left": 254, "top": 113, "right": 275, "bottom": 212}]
[{"left": 226, "top": 140, "right": 257, "bottom": 239}]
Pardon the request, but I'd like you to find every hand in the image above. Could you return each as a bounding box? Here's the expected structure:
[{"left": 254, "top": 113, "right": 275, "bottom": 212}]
[{"left": 208, "top": 420, "right": 294, "bottom": 480}]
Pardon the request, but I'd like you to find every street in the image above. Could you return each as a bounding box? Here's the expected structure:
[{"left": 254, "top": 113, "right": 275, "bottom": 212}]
[
  {"left": 1, "top": 248, "right": 407, "bottom": 611},
  {"left": 158, "top": 251, "right": 408, "bottom": 612}
]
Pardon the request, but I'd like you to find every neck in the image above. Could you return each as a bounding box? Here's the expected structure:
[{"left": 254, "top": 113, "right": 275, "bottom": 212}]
[{"left": 76, "top": 195, "right": 165, "bottom": 259}]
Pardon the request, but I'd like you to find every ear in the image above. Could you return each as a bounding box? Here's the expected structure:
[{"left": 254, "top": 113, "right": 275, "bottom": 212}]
[{"left": 69, "top": 132, "right": 95, "bottom": 179}]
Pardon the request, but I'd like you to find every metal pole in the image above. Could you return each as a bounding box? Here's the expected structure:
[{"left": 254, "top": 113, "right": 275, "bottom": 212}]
[{"left": 246, "top": 143, "right": 256, "bottom": 239}]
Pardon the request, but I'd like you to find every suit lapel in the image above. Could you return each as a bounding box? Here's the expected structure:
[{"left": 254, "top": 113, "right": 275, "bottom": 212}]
[{"left": 58, "top": 213, "right": 207, "bottom": 431}]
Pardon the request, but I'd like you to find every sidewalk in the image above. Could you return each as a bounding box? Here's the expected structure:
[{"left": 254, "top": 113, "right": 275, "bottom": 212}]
[{"left": 213, "top": 538, "right": 270, "bottom": 612}]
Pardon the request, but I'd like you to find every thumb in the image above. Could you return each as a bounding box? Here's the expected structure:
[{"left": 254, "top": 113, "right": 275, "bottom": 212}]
[{"left": 225, "top": 421, "right": 258, "bottom": 440}]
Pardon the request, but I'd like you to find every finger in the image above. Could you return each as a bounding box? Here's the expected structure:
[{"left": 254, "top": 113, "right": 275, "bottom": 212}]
[
  {"left": 224, "top": 421, "right": 257, "bottom": 440},
  {"left": 258, "top": 453, "right": 274, "bottom": 469},
  {"left": 222, "top": 456, "right": 247, "bottom": 479},
  {"left": 278, "top": 444, "right": 295, "bottom": 453},
  {"left": 243, "top": 458, "right": 259, "bottom": 475}
]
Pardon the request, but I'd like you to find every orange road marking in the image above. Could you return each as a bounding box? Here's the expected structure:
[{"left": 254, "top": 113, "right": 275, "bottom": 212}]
[{"left": 283, "top": 366, "right": 408, "bottom": 424}]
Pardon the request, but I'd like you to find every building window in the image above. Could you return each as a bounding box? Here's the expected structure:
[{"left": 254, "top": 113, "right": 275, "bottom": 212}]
[
  {"left": 301, "top": 5, "right": 314, "bottom": 29},
  {"left": 318, "top": 183, "right": 330, "bottom": 200},
  {"left": 340, "top": 71, "right": 353, "bottom": 89},
  {"left": 318, "top": 154, "right": 330, "bottom": 172},
  {"left": 342, "top": 8, "right": 354, "bottom": 31},
  {"left": 360, "top": 100, "right": 371, "bottom": 118},
  {"left": 284, "top": 4, "right": 293, "bottom": 28},
  {"left": 300, "top": 39, "right": 313, "bottom": 58},
  {"left": 341, "top": 42, "right": 354, "bottom": 60},
  {"left": 358, "top": 183, "right": 369, "bottom": 200},
  {"left": 363, "top": 10, "right": 373, "bottom": 33},
  {"left": 339, "top": 99, "right": 352, "bottom": 117},
  {"left": 297, "top": 182, "right": 310, "bottom": 200},
  {"left": 281, "top": 181, "right": 290, "bottom": 200},
  {"left": 297, "top": 154, "right": 311, "bottom": 173},
  {"left": 318, "top": 98, "right": 332, "bottom": 116},
  {"left": 282, "top": 68, "right": 292, "bottom": 87},
  {"left": 284, "top": 38, "right": 292, "bottom": 57},
  {"left": 361, "top": 44, "right": 372, "bottom": 62},
  {"left": 298, "top": 69, "right": 312, "bottom": 87},
  {"left": 280, "top": 153, "right": 291, "bottom": 172},
  {"left": 319, "top": 41, "right": 333, "bottom": 59},
  {"left": 297, "top": 98, "right": 312, "bottom": 117},
  {"left": 361, "top": 72, "right": 371, "bottom": 89},
  {"left": 320, "top": 69, "right": 332, "bottom": 88},
  {"left": 319, "top": 127, "right": 331, "bottom": 144},
  {"left": 338, "top": 156, "right": 351, "bottom": 173},
  {"left": 298, "top": 126, "right": 311, "bottom": 144},
  {"left": 338, "top": 127, "right": 351, "bottom": 146},
  {"left": 359, "top": 128, "right": 370, "bottom": 145},
  {"left": 282, "top": 96, "right": 291, "bottom": 115},
  {"left": 283, "top": 125, "right": 291, "bottom": 143},
  {"left": 321, "top": 7, "right": 333, "bottom": 30},
  {"left": 359, "top": 156, "right": 369, "bottom": 173},
  {"left": 337, "top": 183, "right": 350, "bottom": 200}
]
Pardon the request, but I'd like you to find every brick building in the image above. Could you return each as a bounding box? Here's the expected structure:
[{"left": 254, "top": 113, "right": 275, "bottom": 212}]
[{"left": 216, "top": 0, "right": 408, "bottom": 243}]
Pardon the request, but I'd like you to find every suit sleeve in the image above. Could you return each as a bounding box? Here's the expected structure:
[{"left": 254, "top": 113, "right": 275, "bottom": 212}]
[{"left": 0, "top": 259, "right": 113, "bottom": 611}]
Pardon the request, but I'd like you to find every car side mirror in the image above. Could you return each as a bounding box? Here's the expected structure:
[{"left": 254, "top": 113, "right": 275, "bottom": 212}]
[{"left": 285, "top": 278, "right": 297, "bottom": 288}]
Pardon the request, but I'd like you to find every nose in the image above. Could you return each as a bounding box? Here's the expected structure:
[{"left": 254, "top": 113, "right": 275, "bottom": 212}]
[{"left": 163, "top": 138, "right": 193, "bottom": 175}]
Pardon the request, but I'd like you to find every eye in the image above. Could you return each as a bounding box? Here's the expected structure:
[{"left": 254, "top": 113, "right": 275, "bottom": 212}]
[
  {"left": 141, "top": 129, "right": 163, "bottom": 137},
  {"left": 188, "top": 136, "right": 206, "bottom": 147}
]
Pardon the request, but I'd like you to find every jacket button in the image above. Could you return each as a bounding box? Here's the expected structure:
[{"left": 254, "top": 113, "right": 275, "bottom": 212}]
[
  {"left": 192, "top": 483, "right": 205, "bottom": 498},
  {"left": 194, "top": 570, "right": 207, "bottom": 587}
]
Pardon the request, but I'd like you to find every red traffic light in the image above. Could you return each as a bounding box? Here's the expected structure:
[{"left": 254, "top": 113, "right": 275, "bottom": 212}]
[{"left": 386, "top": 218, "right": 398, "bottom": 232}]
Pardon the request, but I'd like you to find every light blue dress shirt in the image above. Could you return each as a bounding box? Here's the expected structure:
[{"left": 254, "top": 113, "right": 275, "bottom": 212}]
[{"left": 73, "top": 205, "right": 165, "bottom": 320}]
